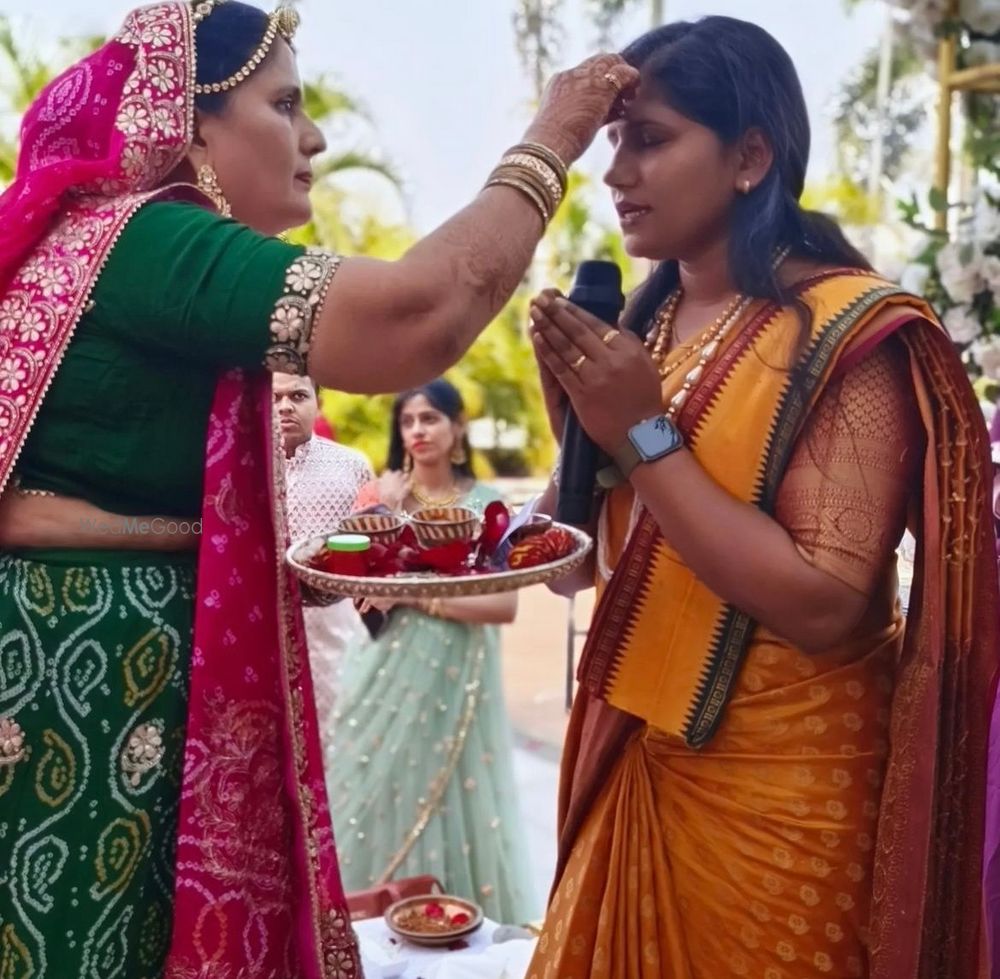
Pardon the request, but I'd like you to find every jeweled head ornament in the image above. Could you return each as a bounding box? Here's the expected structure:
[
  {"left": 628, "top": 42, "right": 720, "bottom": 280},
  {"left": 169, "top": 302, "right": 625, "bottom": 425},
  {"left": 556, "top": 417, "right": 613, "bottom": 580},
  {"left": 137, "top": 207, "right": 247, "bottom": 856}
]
[{"left": 192, "top": 1, "right": 300, "bottom": 96}]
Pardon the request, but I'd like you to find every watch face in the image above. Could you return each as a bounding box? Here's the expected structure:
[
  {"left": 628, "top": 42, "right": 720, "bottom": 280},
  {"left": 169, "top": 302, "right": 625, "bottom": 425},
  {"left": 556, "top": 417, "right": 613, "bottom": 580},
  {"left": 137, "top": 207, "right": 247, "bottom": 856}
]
[{"left": 630, "top": 416, "right": 681, "bottom": 459}]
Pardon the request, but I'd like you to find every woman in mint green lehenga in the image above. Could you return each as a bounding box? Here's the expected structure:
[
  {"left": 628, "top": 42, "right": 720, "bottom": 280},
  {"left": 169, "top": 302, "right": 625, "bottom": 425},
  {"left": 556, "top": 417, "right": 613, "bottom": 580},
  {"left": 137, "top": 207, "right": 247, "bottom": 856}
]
[{"left": 329, "top": 379, "right": 538, "bottom": 924}]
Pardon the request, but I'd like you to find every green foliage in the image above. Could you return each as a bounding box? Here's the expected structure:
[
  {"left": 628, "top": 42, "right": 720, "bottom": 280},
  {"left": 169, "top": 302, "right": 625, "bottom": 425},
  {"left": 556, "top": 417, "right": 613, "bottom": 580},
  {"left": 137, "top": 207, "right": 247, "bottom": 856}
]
[
  {"left": 315, "top": 173, "right": 637, "bottom": 477},
  {"left": 512, "top": 0, "right": 566, "bottom": 99},
  {"left": 302, "top": 75, "right": 404, "bottom": 189},
  {"left": 318, "top": 388, "right": 396, "bottom": 469},
  {"left": 831, "top": 35, "right": 927, "bottom": 187},
  {"left": 302, "top": 77, "right": 369, "bottom": 125},
  {"left": 974, "top": 375, "right": 1000, "bottom": 403},
  {"left": 964, "top": 86, "right": 1000, "bottom": 180},
  {"left": 928, "top": 185, "right": 949, "bottom": 213},
  {"left": 287, "top": 183, "right": 415, "bottom": 258},
  {"left": 587, "top": 0, "right": 639, "bottom": 46},
  {"left": 801, "top": 177, "right": 882, "bottom": 226},
  {"left": 0, "top": 16, "right": 104, "bottom": 181}
]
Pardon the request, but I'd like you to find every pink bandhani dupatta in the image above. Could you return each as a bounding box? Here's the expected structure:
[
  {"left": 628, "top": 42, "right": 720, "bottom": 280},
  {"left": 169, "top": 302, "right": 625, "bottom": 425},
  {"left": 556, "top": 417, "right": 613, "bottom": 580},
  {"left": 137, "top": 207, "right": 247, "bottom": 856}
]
[
  {"left": 171, "top": 371, "right": 358, "bottom": 978},
  {"left": 0, "top": 4, "right": 360, "bottom": 977}
]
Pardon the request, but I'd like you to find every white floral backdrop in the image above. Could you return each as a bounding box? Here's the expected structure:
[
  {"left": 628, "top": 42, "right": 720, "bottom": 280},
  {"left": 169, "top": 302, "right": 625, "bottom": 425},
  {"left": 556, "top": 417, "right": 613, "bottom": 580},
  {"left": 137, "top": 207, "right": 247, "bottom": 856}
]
[{"left": 893, "top": 0, "right": 1000, "bottom": 377}]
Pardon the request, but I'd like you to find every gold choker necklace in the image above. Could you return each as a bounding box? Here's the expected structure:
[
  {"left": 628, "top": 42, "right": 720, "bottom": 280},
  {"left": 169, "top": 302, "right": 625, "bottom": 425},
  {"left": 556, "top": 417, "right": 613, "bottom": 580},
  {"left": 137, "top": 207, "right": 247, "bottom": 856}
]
[{"left": 411, "top": 484, "right": 462, "bottom": 508}]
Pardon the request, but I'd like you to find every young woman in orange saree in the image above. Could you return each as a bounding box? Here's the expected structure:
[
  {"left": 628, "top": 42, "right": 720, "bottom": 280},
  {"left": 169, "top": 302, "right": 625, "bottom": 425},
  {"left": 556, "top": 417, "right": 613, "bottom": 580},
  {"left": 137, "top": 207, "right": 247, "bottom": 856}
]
[{"left": 526, "top": 17, "right": 998, "bottom": 979}]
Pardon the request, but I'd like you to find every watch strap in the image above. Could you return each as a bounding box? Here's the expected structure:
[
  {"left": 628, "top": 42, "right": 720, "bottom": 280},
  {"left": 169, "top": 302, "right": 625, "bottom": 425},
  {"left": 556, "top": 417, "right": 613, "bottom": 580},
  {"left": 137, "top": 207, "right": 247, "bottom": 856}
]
[{"left": 611, "top": 438, "right": 643, "bottom": 480}]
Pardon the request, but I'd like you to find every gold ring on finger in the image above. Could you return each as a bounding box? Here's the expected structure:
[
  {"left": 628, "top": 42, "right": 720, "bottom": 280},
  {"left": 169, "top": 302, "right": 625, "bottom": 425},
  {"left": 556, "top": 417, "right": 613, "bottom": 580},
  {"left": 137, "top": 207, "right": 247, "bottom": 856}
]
[
  {"left": 603, "top": 71, "right": 623, "bottom": 93},
  {"left": 571, "top": 353, "right": 587, "bottom": 372},
  {"left": 601, "top": 329, "right": 619, "bottom": 345}
]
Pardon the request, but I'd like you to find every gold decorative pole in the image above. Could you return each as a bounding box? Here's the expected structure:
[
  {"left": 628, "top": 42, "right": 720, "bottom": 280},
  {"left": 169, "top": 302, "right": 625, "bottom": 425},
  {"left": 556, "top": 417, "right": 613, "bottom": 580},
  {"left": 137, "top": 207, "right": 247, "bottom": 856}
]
[
  {"left": 931, "top": 0, "right": 1000, "bottom": 233},
  {"left": 933, "top": 0, "right": 959, "bottom": 232},
  {"left": 948, "top": 63, "right": 1000, "bottom": 93}
]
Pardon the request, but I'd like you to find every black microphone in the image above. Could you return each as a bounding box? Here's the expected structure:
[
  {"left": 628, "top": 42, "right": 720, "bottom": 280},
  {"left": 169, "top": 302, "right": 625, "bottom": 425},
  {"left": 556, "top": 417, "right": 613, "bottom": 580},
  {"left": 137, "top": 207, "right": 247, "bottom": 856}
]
[{"left": 555, "top": 261, "right": 625, "bottom": 525}]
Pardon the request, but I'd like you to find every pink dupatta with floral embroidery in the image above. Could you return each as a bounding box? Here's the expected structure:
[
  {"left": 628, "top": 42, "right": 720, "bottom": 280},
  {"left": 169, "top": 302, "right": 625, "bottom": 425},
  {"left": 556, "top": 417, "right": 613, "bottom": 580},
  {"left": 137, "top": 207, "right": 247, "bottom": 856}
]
[{"left": 0, "top": 4, "right": 360, "bottom": 976}]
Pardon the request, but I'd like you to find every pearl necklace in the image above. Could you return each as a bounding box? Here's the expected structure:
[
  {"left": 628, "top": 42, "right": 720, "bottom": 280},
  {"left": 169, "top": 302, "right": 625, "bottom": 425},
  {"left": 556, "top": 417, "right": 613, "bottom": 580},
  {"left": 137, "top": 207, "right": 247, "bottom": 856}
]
[
  {"left": 653, "top": 293, "right": 754, "bottom": 419},
  {"left": 645, "top": 289, "right": 744, "bottom": 370},
  {"left": 645, "top": 248, "right": 790, "bottom": 420}
]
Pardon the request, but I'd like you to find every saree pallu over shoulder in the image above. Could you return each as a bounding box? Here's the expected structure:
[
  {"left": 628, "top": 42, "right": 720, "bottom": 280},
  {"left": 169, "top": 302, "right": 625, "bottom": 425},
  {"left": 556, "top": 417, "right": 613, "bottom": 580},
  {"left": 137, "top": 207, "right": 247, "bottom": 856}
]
[
  {"left": 578, "top": 271, "right": 919, "bottom": 746},
  {"left": 867, "top": 321, "right": 997, "bottom": 979}
]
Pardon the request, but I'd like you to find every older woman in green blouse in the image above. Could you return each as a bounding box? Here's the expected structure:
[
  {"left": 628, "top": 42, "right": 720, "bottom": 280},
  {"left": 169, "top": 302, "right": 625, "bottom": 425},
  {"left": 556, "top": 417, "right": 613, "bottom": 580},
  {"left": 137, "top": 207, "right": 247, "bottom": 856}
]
[{"left": 0, "top": 2, "right": 634, "bottom": 976}]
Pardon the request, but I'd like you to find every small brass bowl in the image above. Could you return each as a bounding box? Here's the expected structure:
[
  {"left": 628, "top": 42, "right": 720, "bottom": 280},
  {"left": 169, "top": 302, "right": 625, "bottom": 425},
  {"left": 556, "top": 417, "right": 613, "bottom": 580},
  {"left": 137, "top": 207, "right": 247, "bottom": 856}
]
[
  {"left": 336, "top": 512, "right": 405, "bottom": 544},
  {"left": 385, "top": 894, "right": 484, "bottom": 948},
  {"left": 409, "top": 506, "right": 480, "bottom": 547}
]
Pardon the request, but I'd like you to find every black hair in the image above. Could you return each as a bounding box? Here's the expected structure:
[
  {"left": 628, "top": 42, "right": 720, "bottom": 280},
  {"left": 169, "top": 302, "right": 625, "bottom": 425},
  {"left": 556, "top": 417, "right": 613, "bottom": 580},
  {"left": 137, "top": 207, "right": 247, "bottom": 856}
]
[
  {"left": 194, "top": 2, "right": 274, "bottom": 116},
  {"left": 620, "top": 17, "right": 872, "bottom": 342},
  {"left": 386, "top": 379, "right": 475, "bottom": 479}
]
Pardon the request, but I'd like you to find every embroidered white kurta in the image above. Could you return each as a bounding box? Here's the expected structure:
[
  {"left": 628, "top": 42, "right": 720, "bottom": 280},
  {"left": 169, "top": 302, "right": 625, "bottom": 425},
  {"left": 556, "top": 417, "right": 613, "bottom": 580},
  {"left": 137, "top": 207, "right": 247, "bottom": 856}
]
[{"left": 285, "top": 435, "right": 373, "bottom": 750}]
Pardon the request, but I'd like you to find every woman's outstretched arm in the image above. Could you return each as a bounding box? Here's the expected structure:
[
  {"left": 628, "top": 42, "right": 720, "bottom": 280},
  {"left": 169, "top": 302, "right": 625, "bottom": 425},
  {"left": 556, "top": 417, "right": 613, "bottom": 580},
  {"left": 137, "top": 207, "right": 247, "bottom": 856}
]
[{"left": 310, "top": 55, "right": 637, "bottom": 393}]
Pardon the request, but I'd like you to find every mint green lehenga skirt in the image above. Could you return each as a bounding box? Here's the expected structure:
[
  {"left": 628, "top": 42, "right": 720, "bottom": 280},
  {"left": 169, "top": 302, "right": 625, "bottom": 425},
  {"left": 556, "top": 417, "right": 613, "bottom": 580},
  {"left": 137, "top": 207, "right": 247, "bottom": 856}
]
[
  {"left": 327, "top": 607, "right": 538, "bottom": 925},
  {"left": 0, "top": 549, "right": 196, "bottom": 979}
]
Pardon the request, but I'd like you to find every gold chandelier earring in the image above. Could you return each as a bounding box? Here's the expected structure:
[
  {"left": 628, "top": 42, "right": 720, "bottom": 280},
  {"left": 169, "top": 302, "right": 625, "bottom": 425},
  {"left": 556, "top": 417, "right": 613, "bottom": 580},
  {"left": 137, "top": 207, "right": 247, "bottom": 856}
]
[
  {"left": 450, "top": 442, "right": 468, "bottom": 466},
  {"left": 403, "top": 452, "right": 414, "bottom": 475},
  {"left": 197, "top": 164, "right": 232, "bottom": 218}
]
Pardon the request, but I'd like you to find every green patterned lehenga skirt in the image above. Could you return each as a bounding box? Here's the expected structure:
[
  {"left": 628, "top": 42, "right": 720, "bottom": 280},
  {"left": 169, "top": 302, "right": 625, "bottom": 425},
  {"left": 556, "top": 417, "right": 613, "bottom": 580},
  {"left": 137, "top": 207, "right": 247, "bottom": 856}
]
[{"left": 0, "top": 548, "right": 196, "bottom": 979}]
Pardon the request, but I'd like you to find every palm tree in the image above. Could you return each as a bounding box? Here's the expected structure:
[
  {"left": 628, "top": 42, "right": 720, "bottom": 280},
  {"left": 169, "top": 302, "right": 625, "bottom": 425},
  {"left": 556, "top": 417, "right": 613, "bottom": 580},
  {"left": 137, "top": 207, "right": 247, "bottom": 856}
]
[
  {"left": 588, "top": 0, "right": 662, "bottom": 46},
  {"left": 303, "top": 77, "right": 402, "bottom": 190},
  {"left": 281, "top": 73, "right": 409, "bottom": 255},
  {"left": 0, "top": 16, "right": 102, "bottom": 182},
  {"left": 513, "top": 0, "right": 566, "bottom": 101},
  {"left": 0, "top": 22, "right": 402, "bottom": 199}
]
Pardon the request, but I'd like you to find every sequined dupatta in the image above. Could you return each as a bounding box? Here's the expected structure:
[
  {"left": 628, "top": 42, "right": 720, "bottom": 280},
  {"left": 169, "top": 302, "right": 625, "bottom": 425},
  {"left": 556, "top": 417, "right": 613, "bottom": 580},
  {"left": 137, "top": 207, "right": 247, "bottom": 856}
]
[{"left": 0, "top": 5, "right": 359, "bottom": 976}]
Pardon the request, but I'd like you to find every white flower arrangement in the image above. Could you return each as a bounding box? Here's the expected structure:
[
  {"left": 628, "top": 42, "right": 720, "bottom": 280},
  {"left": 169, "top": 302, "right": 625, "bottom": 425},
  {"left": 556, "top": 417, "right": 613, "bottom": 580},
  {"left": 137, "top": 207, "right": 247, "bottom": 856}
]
[
  {"left": 891, "top": 0, "right": 1000, "bottom": 56},
  {"left": 962, "top": 0, "right": 1000, "bottom": 35},
  {"left": 890, "top": 1, "right": 1000, "bottom": 375},
  {"left": 942, "top": 191, "right": 1000, "bottom": 368}
]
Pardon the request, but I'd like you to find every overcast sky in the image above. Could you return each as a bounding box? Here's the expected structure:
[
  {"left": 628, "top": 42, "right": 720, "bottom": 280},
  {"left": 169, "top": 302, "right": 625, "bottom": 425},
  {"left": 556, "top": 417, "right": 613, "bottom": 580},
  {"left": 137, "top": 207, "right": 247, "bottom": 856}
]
[{"left": 0, "top": 0, "right": 888, "bottom": 231}]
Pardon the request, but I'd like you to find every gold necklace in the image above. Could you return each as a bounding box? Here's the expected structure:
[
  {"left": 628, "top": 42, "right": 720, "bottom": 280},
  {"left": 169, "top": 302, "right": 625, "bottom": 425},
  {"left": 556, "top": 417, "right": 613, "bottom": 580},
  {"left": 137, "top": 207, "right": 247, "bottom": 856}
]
[
  {"left": 411, "top": 483, "right": 462, "bottom": 508},
  {"left": 646, "top": 248, "right": 791, "bottom": 419},
  {"left": 646, "top": 290, "right": 745, "bottom": 371},
  {"left": 645, "top": 289, "right": 683, "bottom": 364}
]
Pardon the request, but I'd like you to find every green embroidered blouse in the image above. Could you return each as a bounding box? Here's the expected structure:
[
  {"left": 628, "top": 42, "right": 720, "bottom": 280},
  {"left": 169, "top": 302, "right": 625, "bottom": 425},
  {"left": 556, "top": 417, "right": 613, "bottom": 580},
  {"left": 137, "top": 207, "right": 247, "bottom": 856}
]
[{"left": 16, "top": 201, "right": 319, "bottom": 516}]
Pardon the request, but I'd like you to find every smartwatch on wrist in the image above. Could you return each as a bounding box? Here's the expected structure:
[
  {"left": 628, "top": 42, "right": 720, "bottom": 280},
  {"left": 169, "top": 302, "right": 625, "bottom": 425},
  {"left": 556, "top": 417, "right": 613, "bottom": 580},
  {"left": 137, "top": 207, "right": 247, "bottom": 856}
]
[{"left": 610, "top": 414, "right": 684, "bottom": 480}]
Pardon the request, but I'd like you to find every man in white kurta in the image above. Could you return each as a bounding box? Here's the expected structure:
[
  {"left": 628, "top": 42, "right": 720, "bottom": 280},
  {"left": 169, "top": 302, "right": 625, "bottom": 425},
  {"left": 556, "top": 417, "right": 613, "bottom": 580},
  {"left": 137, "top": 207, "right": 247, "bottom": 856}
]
[{"left": 276, "top": 372, "right": 373, "bottom": 758}]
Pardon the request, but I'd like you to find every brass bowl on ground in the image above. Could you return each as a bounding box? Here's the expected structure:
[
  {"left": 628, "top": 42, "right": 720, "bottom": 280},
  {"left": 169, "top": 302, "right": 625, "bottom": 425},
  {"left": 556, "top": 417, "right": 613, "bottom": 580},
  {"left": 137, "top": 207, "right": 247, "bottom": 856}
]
[{"left": 384, "top": 894, "right": 484, "bottom": 948}]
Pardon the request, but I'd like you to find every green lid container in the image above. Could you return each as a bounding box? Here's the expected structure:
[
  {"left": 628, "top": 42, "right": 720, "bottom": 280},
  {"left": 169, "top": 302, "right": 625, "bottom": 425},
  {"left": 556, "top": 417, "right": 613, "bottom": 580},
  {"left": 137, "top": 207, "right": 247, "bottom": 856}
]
[{"left": 325, "top": 533, "right": 372, "bottom": 552}]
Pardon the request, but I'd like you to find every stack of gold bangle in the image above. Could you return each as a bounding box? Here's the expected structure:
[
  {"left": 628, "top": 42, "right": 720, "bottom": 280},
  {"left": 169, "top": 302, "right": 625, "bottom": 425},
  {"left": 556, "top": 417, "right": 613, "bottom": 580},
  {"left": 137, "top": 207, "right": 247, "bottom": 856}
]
[
  {"left": 420, "top": 597, "right": 444, "bottom": 618},
  {"left": 485, "top": 141, "right": 568, "bottom": 227}
]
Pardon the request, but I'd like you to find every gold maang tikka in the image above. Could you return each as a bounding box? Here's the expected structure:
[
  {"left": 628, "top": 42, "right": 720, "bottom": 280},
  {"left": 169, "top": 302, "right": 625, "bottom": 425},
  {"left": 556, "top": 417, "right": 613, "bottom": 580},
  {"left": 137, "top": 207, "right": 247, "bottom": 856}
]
[{"left": 192, "top": 1, "right": 301, "bottom": 96}]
